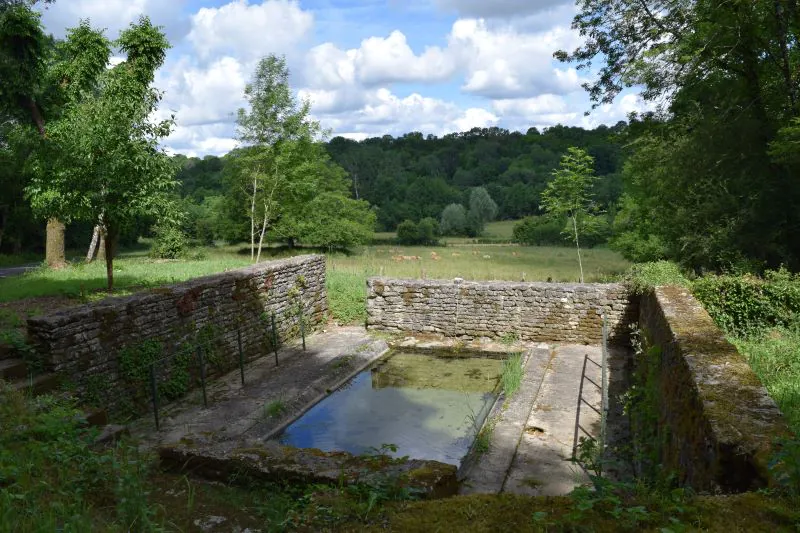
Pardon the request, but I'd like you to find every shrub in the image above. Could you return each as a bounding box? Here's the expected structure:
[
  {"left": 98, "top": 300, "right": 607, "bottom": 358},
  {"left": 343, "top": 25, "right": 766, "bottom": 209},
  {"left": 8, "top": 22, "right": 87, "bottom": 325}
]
[
  {"left": 417, "top": 217, "right": 439, "bottom": 245},
  {"left": 440, "top": 203, "right": 467, "bottom": 236},
  {"left": 692, "top": 268, "right": 800, "bottom": 336},
  {"left": 622, "top": 261, "right": 690, "bottom": 294},
  {"left": 512, "top": 216, "right": 564, "bottom": 245},
  {"left": 149, "top": 224, "right": 189, "bottom": 259},
  {"left": 396, "top": 220, "right": 419, "bottom": 245}
]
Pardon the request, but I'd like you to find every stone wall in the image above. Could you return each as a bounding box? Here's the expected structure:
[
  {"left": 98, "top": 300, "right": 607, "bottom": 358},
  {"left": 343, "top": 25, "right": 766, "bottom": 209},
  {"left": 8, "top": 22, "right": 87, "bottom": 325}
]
[
  {"left": 27, "top": 255, "right": 327, "bottom": 413},
  {"left": 638, "top": 286, "right": 790, "bottom": 492},
  {"left": 366, "top": 278, "right": 637, "bottom": 344}
]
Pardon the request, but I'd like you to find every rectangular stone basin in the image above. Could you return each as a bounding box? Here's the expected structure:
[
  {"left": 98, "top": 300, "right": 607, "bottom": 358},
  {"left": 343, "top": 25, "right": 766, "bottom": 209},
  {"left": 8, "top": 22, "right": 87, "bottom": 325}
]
[{"left": 273, "top": 351, "right": 502, "bottom": 466}]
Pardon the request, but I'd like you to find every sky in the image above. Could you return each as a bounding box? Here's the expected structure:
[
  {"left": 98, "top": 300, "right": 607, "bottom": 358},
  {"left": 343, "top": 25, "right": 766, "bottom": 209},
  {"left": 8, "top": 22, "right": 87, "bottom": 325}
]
[{"left": 37, "top": 0, "right": 649, "bottom": 157}]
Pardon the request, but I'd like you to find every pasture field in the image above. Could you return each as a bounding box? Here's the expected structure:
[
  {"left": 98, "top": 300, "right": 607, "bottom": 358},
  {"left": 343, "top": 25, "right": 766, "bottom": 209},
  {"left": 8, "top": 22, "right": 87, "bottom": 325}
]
[{"left": 0, "top": 241, "right": 629, "bottom": 329}]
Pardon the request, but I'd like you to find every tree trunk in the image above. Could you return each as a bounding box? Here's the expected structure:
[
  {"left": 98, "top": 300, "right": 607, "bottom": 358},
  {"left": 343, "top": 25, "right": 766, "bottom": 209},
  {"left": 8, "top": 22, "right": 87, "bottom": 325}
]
[
  {"left": 572, "top": 215, "right": 584, "bottom": 283},
  {"left": 97, "top": 232, "right": 106, "bottom": 261},
  {"left": 104, "top": 225, "right": 117, "bottom": 292},
  {"left": 45, "top": 218, "right": 66, "bottom": 269},
  {"left": 251, "top": 174, "right": 257, "bottom": 262},
  {"left": 255, "top": 203, "right": 268, "bottom": 264},
  {"left": 86, "top": 225, "right": 102, "bottom": 262}
]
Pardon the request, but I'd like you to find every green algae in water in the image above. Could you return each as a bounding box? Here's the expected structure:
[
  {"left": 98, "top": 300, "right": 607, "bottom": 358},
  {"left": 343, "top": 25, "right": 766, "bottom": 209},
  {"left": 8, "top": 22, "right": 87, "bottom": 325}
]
[{"left": 276, "top": 352, "right": 502, "bottom": 465}]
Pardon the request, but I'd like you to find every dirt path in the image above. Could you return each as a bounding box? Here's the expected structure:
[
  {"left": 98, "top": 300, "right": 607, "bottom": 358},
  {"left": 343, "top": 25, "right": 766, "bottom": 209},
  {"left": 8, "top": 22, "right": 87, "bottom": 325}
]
[{"left": 0, "top": 263, "right": 38, "bottom": 279}]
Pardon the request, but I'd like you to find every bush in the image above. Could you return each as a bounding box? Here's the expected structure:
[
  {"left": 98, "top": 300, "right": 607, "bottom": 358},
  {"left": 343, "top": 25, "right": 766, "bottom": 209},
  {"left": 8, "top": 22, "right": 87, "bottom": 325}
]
[
  {"left": 396, "top": 220, "right": 419, "bottom": 245},
  {"left": 622, "top": 261, "right": 690, "bottom": 294},
  {"left": 512, "top": 216, "right": 564, "bottom": 245},
  {"left": 692, "top": 268, "right": 800, "bottom": 336},
  {"left": 440, "top": 203, "right": 467, "bottom": 236},
  {"left": 417, "top": 217, "right": 439, "bottom": 245},
  {"left": 396, "top": 218, "right": 439, "bottom": 245},
  {"left": 149, "top": 224, "right": 189, "bottom": 259}
]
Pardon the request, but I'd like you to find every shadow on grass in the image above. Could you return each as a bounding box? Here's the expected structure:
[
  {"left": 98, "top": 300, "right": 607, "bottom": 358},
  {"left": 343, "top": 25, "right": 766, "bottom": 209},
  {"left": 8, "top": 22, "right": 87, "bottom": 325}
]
[
  {"left": 0, "top": 274, "right": 168, "bottom": 304},
  {"left": 232, "top": 244, "right": 360, "bottom": 258}
]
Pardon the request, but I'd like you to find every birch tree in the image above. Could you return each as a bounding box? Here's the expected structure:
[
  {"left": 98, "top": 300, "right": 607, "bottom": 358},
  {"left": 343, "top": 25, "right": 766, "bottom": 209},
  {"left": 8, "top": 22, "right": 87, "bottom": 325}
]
[
  {"left": 541, "top": 147, "right": 597, "bottom": 283},
  {"left": 235, "top": 54, "right": 320, "bottom": 262}
]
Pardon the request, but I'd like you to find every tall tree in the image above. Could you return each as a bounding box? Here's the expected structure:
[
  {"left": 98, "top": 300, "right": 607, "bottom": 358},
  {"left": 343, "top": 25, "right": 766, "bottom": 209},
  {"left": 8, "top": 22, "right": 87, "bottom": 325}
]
[
  {"left": 0, "top": 1, "right": 109, "bottom": 267},
  {"left": 234, "top": 54, "right": 321, "bottom": 262},
  {"left": 28, "top": 17, "right": 175, "bottom": 290},
  {"left": 541, "top": 147, "right": 597, "bottom": 283},
  {"left": 557, "top": 0, "right": 800, "bottom": 270}
]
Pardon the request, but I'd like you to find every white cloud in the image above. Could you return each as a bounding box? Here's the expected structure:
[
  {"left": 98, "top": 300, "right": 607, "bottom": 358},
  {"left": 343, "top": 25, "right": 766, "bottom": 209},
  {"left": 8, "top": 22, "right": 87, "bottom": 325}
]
[
  {"left": 157, "top": 56, "right": 247, "bottom": 127},
  {"left": 353, "top": 31, "right": 455, "bottom": 85},
  {"left": 450, "top": 19, "right": 584, "bottom": 98},
  {"left": 39, "top": 0, "right": 186, "bottom": 40},
  {"left": 187, "top": 0, "right": 314, "bottom": 61},
  {"left": 315, "top": 88, "right": 498, "bottom": 138},
  {"left": 493, "top": 94, "right": 568, "bottom": 117}
]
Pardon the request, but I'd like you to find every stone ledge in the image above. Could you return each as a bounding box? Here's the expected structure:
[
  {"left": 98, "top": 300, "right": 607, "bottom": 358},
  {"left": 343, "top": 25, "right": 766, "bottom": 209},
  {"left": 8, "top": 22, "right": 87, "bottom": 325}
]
[
  {"left": 640, "top": 286, "right": 791, "bottom": 492},
  {"left": 159, "top": 438, "right": 458, "bottom": 499}
]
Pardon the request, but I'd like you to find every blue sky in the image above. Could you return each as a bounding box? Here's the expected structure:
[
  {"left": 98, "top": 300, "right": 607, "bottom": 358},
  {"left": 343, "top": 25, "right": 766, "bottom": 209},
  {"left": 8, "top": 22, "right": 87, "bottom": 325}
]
[{"left": 38, "top": 0, "right": 648, "bottom": 156}]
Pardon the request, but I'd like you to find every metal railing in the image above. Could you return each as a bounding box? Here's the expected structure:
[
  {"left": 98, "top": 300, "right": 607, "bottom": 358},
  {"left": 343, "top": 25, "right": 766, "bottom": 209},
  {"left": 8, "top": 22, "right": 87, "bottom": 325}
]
[
  {"left": 147, "top": 307, "right": 308, "bottom": 431},
  {"left": 571, "top": 313, "right": 609, "bottom": 469}
]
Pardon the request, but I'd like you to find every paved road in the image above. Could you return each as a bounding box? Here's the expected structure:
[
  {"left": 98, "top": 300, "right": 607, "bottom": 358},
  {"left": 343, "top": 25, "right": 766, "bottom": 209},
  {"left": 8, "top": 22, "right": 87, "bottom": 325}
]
[{"left": 0, "top": 263, "right": 38, "bottom": 279}]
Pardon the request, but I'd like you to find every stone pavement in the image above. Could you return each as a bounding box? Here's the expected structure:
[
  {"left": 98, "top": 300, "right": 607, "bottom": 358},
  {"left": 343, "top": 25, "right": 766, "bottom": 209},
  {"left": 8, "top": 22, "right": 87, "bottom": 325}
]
[
  {"left": 461, "top": 344, "right": 628, "bottom": 496},
  {"left": 130, "top": 326, "right": 388, "bottom": 448}
]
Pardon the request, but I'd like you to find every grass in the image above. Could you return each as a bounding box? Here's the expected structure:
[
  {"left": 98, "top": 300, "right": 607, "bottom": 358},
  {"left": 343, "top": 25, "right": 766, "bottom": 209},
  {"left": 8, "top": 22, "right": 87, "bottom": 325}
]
[
  {"left": 264, "top": 397, "right": 287, "bottom": 418},
  {"left": 500, "top": 353, "right": 524, "bottom": 397},
  {"left": 327, "top": 270, "right": 368, "bottom": 325},
  {"left": 327, "top": 244, "right": 628, "bottom": 284},
  {"left": 0, "top": 241, "right": 630, "bottom": 326},
  {"left": 732, "top": 327, "right": 800, "bottom": 433}
]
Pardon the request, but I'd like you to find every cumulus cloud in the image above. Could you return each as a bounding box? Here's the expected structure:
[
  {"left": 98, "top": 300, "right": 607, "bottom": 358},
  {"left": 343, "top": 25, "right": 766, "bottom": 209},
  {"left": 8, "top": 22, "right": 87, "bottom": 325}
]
[
  {"left": 39, "top": 0, "right": 187, "bottom": 40},
  {"left": 187, "top": 0, "right": 314, "bottom": 61},
  {"left": 450, "top": 19, "right": 584, "bottom": 98},
  {"left": 38, "top": 0, "right": 639, "bottom": 156},
  {"left": 157, "top": 56, "right": 247, "bottom": 127}
]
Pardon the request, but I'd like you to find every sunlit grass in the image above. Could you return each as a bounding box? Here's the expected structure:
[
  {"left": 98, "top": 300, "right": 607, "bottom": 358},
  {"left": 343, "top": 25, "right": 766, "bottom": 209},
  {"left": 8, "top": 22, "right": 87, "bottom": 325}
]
[
  {"left": 732, "top": 327, "right": 800, "bottom": 434},
  {"left": 0, "top": 240, "right": 629, "bottom": 327},
  {"left": 327, "top": 244, "right": 628, "bottom": 283}
]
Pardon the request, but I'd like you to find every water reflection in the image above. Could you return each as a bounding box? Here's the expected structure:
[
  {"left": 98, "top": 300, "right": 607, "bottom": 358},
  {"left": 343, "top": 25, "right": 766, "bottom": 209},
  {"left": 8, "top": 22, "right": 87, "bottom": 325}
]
[{"left": 276, "top": 352, "right": 501, "bottom": 465}]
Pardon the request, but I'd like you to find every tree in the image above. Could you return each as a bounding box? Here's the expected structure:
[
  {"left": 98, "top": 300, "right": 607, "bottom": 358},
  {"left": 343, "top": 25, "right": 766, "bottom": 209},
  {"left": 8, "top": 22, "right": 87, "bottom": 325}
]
[
  {"left": 467, "top": 187, "right": 498, "bottom": 236},
  {"left": 297, "top": 193, "right": 375, "bottom": 249},
  {"left": 541, "top": 147, "right": 597, "bottom": 283},
  {"left": 28, "top": 17, "right": 175, "bottom": 290},
  {"left": 440, "top": 203, "right": 467, "bottom": 236},
  {"left": 396, "top": 220, "right": 419, "bottom": 245},
  {"left": 0, "top": 0, "right": 104, "bottom": 267},
  {"left": 235, "top": 54, "right": 321, "bottom": 262},
  {"left": 557, "top": 0, "right": 800, "bottom": 271}
]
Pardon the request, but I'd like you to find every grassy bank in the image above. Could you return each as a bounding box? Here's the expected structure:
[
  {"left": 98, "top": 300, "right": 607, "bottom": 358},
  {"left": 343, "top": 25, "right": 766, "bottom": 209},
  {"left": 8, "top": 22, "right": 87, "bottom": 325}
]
[{"left": 2, "top": 386, "right": 797, "bottom": 533}]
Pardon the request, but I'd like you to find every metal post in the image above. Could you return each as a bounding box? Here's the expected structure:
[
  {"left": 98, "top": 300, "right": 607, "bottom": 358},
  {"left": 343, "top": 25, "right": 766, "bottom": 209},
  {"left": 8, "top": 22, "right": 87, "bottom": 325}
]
[
  {"left": 150, "top": 363, "right": 159, "bottom": 431},
  {"left": 600, "top": 313, "right": 609, "bottom": 453},
  {"left": 299, "top": 305, "right": 306, "bottom": 351},
  {"left": 271, "top": 312, "right": 279, "bottom": 367},
  {"left": 197, "top": 346, "right": 208, "bottom": 409},
  {"left": 237, "top": 327, "right": 245, "bottom": 386}
]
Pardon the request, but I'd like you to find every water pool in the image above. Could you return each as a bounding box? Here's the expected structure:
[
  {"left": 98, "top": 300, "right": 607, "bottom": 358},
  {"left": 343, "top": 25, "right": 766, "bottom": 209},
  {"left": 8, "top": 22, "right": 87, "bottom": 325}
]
[{"left": 275, "top": 352, "right": 502, "bottom": 465}]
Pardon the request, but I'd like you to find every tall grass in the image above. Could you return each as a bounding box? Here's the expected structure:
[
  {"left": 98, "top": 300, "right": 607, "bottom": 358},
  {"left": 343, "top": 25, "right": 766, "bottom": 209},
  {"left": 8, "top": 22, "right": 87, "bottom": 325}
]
[
  {"left": 501, "top": 353, "right": 524, "bottom": 397},
  {"left": 327, "top": 270, "right": 368, "bottom": 325},
  {"left": 732, "top": 328, "right": 800, "bottom": 433}
]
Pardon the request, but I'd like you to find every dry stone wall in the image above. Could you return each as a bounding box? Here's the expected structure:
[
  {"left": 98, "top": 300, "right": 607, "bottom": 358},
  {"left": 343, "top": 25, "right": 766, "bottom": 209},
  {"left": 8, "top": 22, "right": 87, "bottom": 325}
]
[
  {"left": 638, "top": 286, "right": 791, "bottom": 492},
  {"left": 366, "top": 278, "right": 637, "bottom": 344},
  {"left": 27, "top": 255, "right": 327, "bottom": 413}
]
